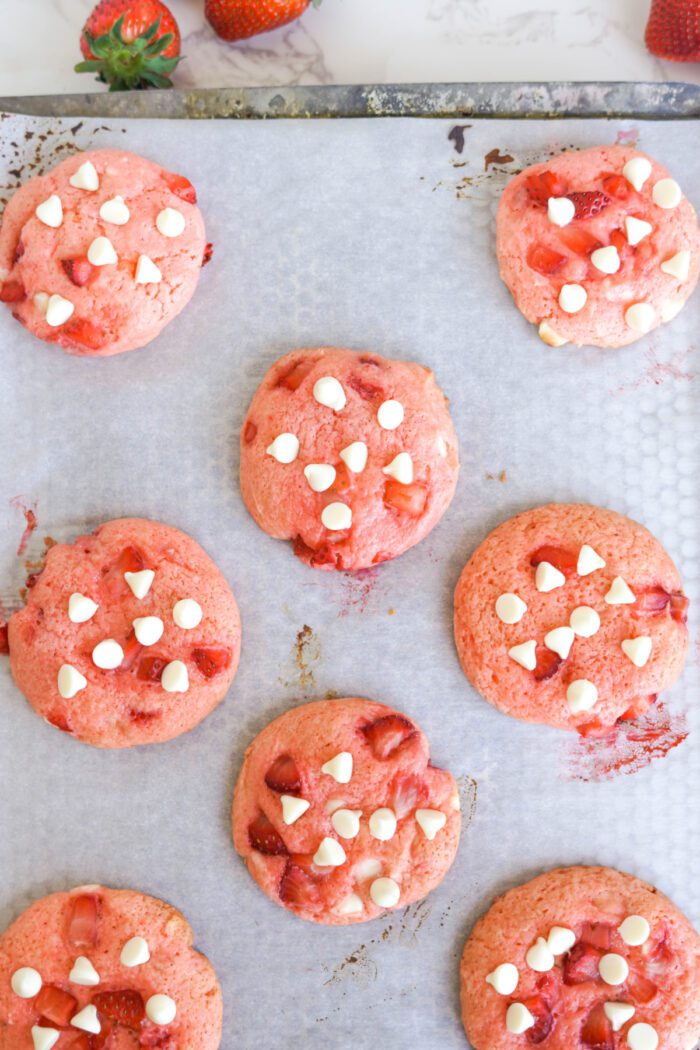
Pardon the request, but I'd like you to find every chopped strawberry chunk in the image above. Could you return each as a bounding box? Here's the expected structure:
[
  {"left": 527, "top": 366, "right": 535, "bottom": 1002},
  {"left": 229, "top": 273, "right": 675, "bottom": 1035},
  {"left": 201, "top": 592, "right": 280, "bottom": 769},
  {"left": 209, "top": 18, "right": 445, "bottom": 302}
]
[
  {"left": 568, "top": 191, "right": 611, "bottom": 220},
  {"left": 161, "top": 170, "right": 197, "bottom": 204},
  {"left": 619, "top": 694, "right": 656, "bottom": 722},
  {"left": 361, "top": 714, "right": 416, "bottom": 759},
  {"left": 530, "top": 545, "right": 578, "bottom": 575},
  {"left": 279, "top": 857, "right": 323, "bottom": 907},
  {"left": 330, "top": 461, "right": 353, "bottom": 495},
  {"left": 61, "top": 318, "right": 109, "bottom": 351},
  {"left": 383, "top": 479, "right": 428, "bottom": 516},
  {"left": 265, "top": 754, "right": 302, "bottom": 794},
  {"left": 533, "top": 646, "right": 562, "bottom": 682},
  {"left": 136, "top": 655, "right": 168, "bottom": 682},
  {"left": 625, "top": 969, "right": 658, "bottom": 1004},
  {"left": 527, "top": 244, "right": 567, "bottom": 276},
  {"left": 202, "top": 242, "right": 214, "bottom": 266},
  {"left": 62, "top": 257, "right": 95, "bottom": 287},
  {"left": 563, "top": 942, "right": 602, "bottom": 984},
  {"left": 391, "top": 772, "right": 429, "bottom": 818},
  {"left": 36, "top": 984, "right": 78, "bottom": 1026},
  {"left": 577, "top": 718, "right": 615, "bottom": 739},
  {"left": 275, "top": 357, "right": 315, "bottom": 391},
  {"left": 521, "top": 995, "right": 554, "bottom": 1044},
  {"left": 0, "top": 619, "right": 8, "bottom": 654},
  {"left": 129, "top": 708, "right": 160, "bottom": 725},
  {"left": 114, "top": 546, "right": 145, "bottom": 574},
  {"left": 0, "top": 279, "right": 26, "bottom": 303},
  {"left": 602, "top": 173, "right": 631, "bottom": 200},
  {"left": 46, "top": 710, "right": 73, "bottom": 733},
  {"left": 670, "top": 591, "right": 689, "bottom": 623},
  {"left": 347, "top": 373, "right": 385, "bottom": 400},
  {"left": 293, "top": 535, "right": 341, "bottom": 569},
  {"left": 92, "top": 989, "right": 145, "bottom": 1030},
  {"left": 648, "top": 928, "right": 675, "bottom": 971},
  {"left": 581, "top": 1003, "right": 614, "bottom": 1049},
  {"left": 68, "top": 893, "right": 99, "bottom": 948},
  {"left": 120, "top": 629, "right": 143, "bottom": 672},
  {"left": 636, "top": 585, "right": 670, "bottom": 613},
  {"left": 526, "top": 170, "right": 568, "bottom": 206},
  {"left": 192, "top": 646, "right": 232, "bottom": 678},
  {"left": 580, "top": 922, "right": 613, "bottom": 949},
  {"left": 248, "top": 811, "right": 288, "bottom": 855},
  {"left": 557, "top": 226, "right": 602, "bottom": 256},
  {"left": 243, "top": 420, "right": 257, "bottom": 444}
]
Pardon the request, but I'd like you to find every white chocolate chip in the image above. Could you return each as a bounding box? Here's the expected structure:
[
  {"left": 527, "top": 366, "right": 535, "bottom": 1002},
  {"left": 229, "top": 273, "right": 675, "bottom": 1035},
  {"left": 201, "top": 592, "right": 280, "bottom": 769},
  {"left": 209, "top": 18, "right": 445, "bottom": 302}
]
[
  {"left": 266, "top": 433, "right": 299, "bottom": 464},
  {"left": 324, "top": 798, "right": 346, "bottom": 814},
  {"left": 32, "top": 1028, "right": 60, "bottom": 1050},
  {"left": 599, "top": 953, "right": 629, "bottom": 986},
  {"left": 508, "top": 640, "right": 537, "bottom": 671},
  {"left": 538, "top": 320, "right": 568, "bottom": 347},
  {"left": 58, "top": 664, "right": 87, "bottom": 699},
  {"left": 133, "top": 616, "right": 164, "bottom": 647},
  {"left": 124, "top": 569, "right": 154, "bottom": 599},
  {"left": 11, "top": 967, "right": 42, "bottom": 997},
  {"left": 313, "top": 376, "right": 346, "bottom": 411},
  {"left": 495, "top": 593, "right": 527, "bottom": 625},
  {"left": 369, "top": 876, "right": 400, "bottom": 908},
  {"left": 625, "top": 216, "right": 653, "bottom": 246},
  {"left": 68, "top": 592, "right": 98, "bottom": 623},
  {"left": 536, "top": 561, "right": 565, "bottom": 593},
  {"left": 135, "top": 254, "right": 162, "bottom": 285},
  {"left": 450, "top": 792, "right": 461, "bottom": 811},
  {"left": 87, "top": 236, "right": 117, "bottom": 266},
  {"left": 415, "top": 809, "right": 447, "bottom": 840},
  {"left": 69, "top": 160, "right": 99, "bottom": 191},
  {"left": 619, "top": 915, "right": 651, "bottom": 946},
  {"left": 567, "top": 679, "right": 598, "bottom": 714},
  {"left": 146, "top": 994, "right": 176, "bottom": 1026},
  {"left": 605, "top": 576, "right": 636, "bottom": 605},
  {"left": 172, "top": 598, "right": 202, "bottom": 630},
  {"left": 99, "top": 195, "right": 130, "bottom": 225},
  {"left": 661, "top": 250, "right": 690, "bottom": 281},
  {"left": 332, "top": 808, "right": 362, "bottom": 838},
  {"left": 321, "top": 502, "right": 351, "bottom": 530},
  {"left": 569, "top": 606, "right": 600, "bottom": 638},
  {"left": 377, "top": 399, "right": 404, "bottom": 430},
  {"left": 485, "top": 963, "right": 518, "bottom": 995},
  {"left": 577, "top": 544, "right": 606, "bottom": 576},
  {"left": 92, "top": 639, "right": 124, "bottom": 670},
  {"left": 623, "top": 156, "right": 652, "bottom": 192},
  {"left": 437, "top": 435, "right": 448, "bottom": 457},
  {"left": 313, "top": 837, "right": 346, "bottom": 867},
  {"left": 591, "top": 245, "right": 620, "bottom": 275},
  {"left": 321, "top": 751, "right": 353, "bottom": 783},
  {"left": 339, "top": 441, "right": 368, "bottom": 473},
  {"left": 625, "top": 302, "right": 656, "bottom": 333},
  {"left": 45, "top": 293, "right": 74, "bottom": 327},
  {"left": 161, "top": 660, "right": 188, "bottom": 693},
  {"left": 304, "top": 464, "right": 336, "bottom": 492},
  {"left": 120, "top": 936, "right": 150, "bottom": 967},
  {"left": 652, "top": 178, "right": 681, "bottom": 209},
  {"left": 621, "top": 636, "right": 652, "bottom": 668},
  {"left": 506, "top": 1003, "right": 535, "bottom": 1035},
  {"left": 547, "top": 196, "right": 575, "bottom": 227},
  {"left": 34, "top": 292, "right": 49, "bottom": 316},
  {"left": 369, "top": 807, "right": 397, "bottom": 841},
  {"left": 544, "top": 626, "right": 575, "bottom": 659},
  {"left": 559, "top": 283, "right": 587, "bottom": 314},
  {"left": 281, "top": 795, "right": 310, "bottom": 825},
  {"left": 382, "top": 452, "right": 413, "bottom": 484},
  {"left": 335, "top": 893, "right": 363, "bottom": 916},
  {"left": 353, "top": 858, "right": 382, "bottom": 881},
  {"left": 70, "top": 1004, "right": 101, "bottom": 1034},
  {"left": 604, "top": 1002, "right": 636, "bottom": 1032},
  {"left": 547, "top": 926, "right": 576, "bottom": 955},
  {"left": 35, "top": 194, "right": 63, "bottom": 228},
  {"left": 69, "top": 956, "right": 100, "bottom": 987},
  {"left": 525, "top": 937, "right": 555, "bottom": 973},
  {"left": 627, "top": 1022, "right": 658, "bottom": 1050},
  {"left": 156, "top": 207, "right": 186, "bottom": 238}
]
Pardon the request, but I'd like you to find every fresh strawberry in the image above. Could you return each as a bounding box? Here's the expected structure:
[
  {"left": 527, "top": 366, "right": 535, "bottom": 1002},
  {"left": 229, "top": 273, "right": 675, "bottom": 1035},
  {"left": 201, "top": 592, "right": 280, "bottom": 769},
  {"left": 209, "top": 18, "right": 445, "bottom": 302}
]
[
  {"left": 68, "top": 894, "right": 100, "bottom": 947},
  {"left": 602, "top": 173, "right": 631, "bottom": 200},
  {"left": 580, "top": 1003, "right": 614, "bottom": 1049},
  {"left": 529, "top": 545, "right": 578, "bottom": 575},
  {"left": 61, "top": 318, "right": 109, "bottom": 351},
  {"left": 525, "top": 170, "right": 568, "bottom": 206},
  {"left": 248, "top": 811, "right": 288, "bottom": 855},
  {"left": 0, "top": 280, "right": 26, "bottom": 303},
  {"left": 76, "top": 0, "right": 181, "bottom": 90},
  {"left": 557, "top": 226, "right": 602, "bottom": 256},
  {"left": 136, "top": 655, "right": 167, "bottom": 681},
  {"left": 527, "top": 244, "right": 567, "bottom": 276},
  {"left": 92, "top": 989, "right": 145, "bottom": 1029},
  {"left": 62, "top": 257, "right": 95, "bottom": 287},
  {"left": 161, "top": 170, "right": 197, "bottom": 204},
  {"left": 361, "top": 714, "right": 416, "bottom": 760},
  {"left": 580, "top": 922, "right": 613, "bottom": 949},
  {"left": 390, "top": 772, "right": 429, "bottom": 818},
  {"left": 520, "top": 995, "right": 554, "bottom": 1044},
  {"left": 646, "top": 0, "right": 700, "bottom": 60},
  {"left": 275, "top": 356, "right": 316, "bottom": 391},
  {"left": 205, "top": 0, "right": 314, "bottom": 42},
  {"left": 192, "top": 646, "right": 232, "bottom": 678},
  {"left": 383, "top": 479, "right": 428, "bottom": 516},
  {"left": 568, "top": 191, "right": 611, "bottom": 220},
  {"left": 243, "top": 420, "right": 258, "bottom": 444},
  {"left": 625, "top": 969, "right": 658, "bottom": 1004},
  {"left": 265, "top": 754, "right": 302, "bottom": 794},
  {"left": 36, "top": 984, "right": 78, "bottom": 1026},
  {"left": 279, "top": 857, "right": 322, "bottom": 907},
  {"left": 562, "top": 942, "right": 602, "bottom": 984},
  {"left": 533, "top": 646, "right": 562, "bottom": 682}
]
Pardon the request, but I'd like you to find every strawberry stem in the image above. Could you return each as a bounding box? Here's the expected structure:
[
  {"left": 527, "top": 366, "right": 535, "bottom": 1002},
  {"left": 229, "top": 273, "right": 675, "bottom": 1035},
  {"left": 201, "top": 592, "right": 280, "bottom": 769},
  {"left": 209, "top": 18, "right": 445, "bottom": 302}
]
[{"left": 75, "top": 14, "right": 181, "bottom": 91}]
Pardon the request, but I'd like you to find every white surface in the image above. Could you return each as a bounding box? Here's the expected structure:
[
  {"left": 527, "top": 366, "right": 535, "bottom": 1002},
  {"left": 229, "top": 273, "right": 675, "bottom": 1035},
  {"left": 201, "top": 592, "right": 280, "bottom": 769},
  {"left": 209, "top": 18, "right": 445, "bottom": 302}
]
[{"left": 2, "top": 0, "right": 700, "bottom": 97}]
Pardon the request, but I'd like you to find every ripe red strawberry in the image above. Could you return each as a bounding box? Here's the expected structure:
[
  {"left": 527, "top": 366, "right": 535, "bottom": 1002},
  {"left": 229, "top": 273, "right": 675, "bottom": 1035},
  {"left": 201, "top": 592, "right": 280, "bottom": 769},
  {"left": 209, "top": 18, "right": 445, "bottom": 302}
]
[
  {"left": 36, "top": 985, "right": 79, "bottom": 1026},
  {"left": 361, "top": 714, "right": 416, "bottom": 760},
  {"left": 248, "top": 811, "right": 288, "bottom": 855},
  {"left": 580, "top": 1003, "right": 614, "bottom": 1049},
  {"left": 383, "top": 479, "right": 428, "bottom": 516},
  {"left": 527, "top": 244, "right": 567, "bottom": 276},
  {"left": 568, "top": 191, "right": 611, "bottom": 220},
  {"left": 529, "top": 545, "right": 578, "bottom": 575},
  {"left": 562, "top": 942, "right": 602, "bottom": 984},
  {"left": 92, "top": 989, "right": 145, "bottom": 1029},
  {"left": 192, "top": 646, "right": 232, "bottom": 678},
  {"left": 205, "top": 0, "right": 315, "bottom": 42},
  {"left": 76, "top": 0, "right": 181, "bottom": 90},
  {"left": 265, "top": 754, "right": 302, "bottom": 794},
  {"left": 68, "top": 894, "right": 99, "bottom": 947},
  {"left": 646, "top": 0, "right": 700, "bottom": 60}
]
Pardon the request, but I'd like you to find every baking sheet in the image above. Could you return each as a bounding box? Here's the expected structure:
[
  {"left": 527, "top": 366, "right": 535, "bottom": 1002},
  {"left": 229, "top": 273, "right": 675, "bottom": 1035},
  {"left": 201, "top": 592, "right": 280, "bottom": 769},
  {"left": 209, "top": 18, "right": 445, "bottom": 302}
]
[{"left": 0, "top": 111, "right": 698, "bottom": 1050}]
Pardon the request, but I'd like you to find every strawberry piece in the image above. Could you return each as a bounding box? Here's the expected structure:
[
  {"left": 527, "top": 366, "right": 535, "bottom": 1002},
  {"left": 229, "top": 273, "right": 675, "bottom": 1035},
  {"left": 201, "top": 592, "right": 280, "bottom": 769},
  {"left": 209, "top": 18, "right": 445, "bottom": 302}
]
[
  {"left": 161, "top": 170, "right": 197, "bottom": 203},
  {"left": 361, "top": 714, "right": 416, "bottom": 759},
  {"left": 527, "top": 244, "right": 567, "bottom": 276},
  {"left": 581, "top": 1003, "right": 614, "bottom": 1049},
  {"left": 530, "top": 545, "right": 578, "bottom": 575},
  {"left": 68, "top": 893, "right": 100, "bottom": 947},
  {"left": 391, "top": 772, "right": 429, "bottom": 818},
  {"left": 248, "top": 811, "right": 287, "bottom": 855},
  {"left": 602, "top": 173, "right": 631, "bottom": 200},
  {"left": 577, "top": 718, "right": 615, "bottom": 739},
  {"left": 563, "top": 942, "right": 603, "bottom": 984},
  {"left": 265, "top": 754, "right": 301, "bottom": 794},
  {"left": 202, "top": 242, "right": 214, "bottom": 266},
  {"left": 0, "top": 279, "right": 26, "bottom": 303},
  {"left": 580, "top": 922, "right": 613, "bottom": 949},
  {"left": 648, "top": 929, "right": 675, "bottom": 971},
  {"left": 293, "top": 535, "right": 340, "bottom": 569},
  {"left": 35, "top": 984, "right": 78, "bottom": 1026},
  {"left": 636, "top": 585, "right": 670, "bottom": 614},
  {"left": 120, "top": 629, "right": 143, "bottom": 671},
  {"left": 625, "top": 969, "right": 658, "bottom": 1004},
  {"left": 275, "top": 356, "right": 315, "bottom": 391},
  {"left": 92, "top": 989, "right": 145, "bottom": 1030},
  {"left": 279, "top": 857, "right": 322, "bottom": 907},
  {"left": 61, "top": 318, "right": 109, "bottom": 351},
  {"left": 670, "top": 591, "right": 689, "bottom": 623},
  {"left": 136, "top": 655, "right": 167, "bottom": 681},
  {"left": 62, "top": 257, "right": 95, "bottom": 287},
  {"left": 65, "top": 1036, "right": 92, "bottom": 1050},
  {"left": 557, "top": 226, "right": 601, "bottom": 256},
  {"left": 0, "top": 619, "right": 8, "bottom": 654},
  {"left": 26, "top": 570, "right": 42, "bottom": 589},
  {"left": 192, "top": 646, "right": 232, "bottom": 678},
  {"left": 568, "top": 191, "right": 611, "bottom": 220},
  {"left": 347, "top": 373, "right": 385, "bottom": 401},
  {"left": 645, "top": 0, "right": 700, "bottom": 61},
  {"left": 329, "top": 461, "right": 353, "bottom": 495},
  {"left": 383, "top": 479, "right": 428, "bottom": 516},
  {"left": 46, "top": 710, "right": 73, "bottom": 733},
  {"left": 520, "top": 995, "right": 554, "bottom": 1044},
  {"left": 129, "top": 708, "right": 160, "bottom": 724},
  {"left": 525, "top": 170, "right": 568, "bottom": 206},
  {"left": 115, "top": 545, "right": 145, "bottom": 574},
  {"left": 243, "top": 420, "right": 257, "bottom": 444},
  {"left": 534, "top": 646, "right": 562, "bottom": 682},
  {"left": 619, "top": 694, "right": 656, "bottom": 721}
]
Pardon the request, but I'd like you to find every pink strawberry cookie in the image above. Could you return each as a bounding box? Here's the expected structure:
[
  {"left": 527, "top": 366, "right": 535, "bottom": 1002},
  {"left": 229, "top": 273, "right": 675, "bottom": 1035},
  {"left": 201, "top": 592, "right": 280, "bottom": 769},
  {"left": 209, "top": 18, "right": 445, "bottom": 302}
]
[
  {"left": 0, "top": 884, "right": 222, "bottom": 1049},
  {"left": 453, "top": 504, "right": 688, "bottom": 735},
  {"left": 496, "top": 144, "right": 700, "bottom": 348},
  {"left": 460, "top": 865, "right": 700, "bottom": 1050},
  {"left": 232, "top": 697, "right": 461, "bottom": 924},
  {"left": 239, "top": 347, "right": 459, "bottom": 572},
  {"left": 8, "top": 517, "right": 241, "bottom": 748},
  {"left": 0, "top": 148, "right": 208, "bottom": 356}
]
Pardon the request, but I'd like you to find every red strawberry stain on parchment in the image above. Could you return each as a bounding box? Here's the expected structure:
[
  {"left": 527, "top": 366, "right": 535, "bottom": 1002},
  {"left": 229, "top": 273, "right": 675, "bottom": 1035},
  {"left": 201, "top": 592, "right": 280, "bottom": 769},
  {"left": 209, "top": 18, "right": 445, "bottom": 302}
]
[
  {"left": 10, "top": 497, "right": 38, "bottom": 555},
  {"left": 611, "top": 347, "right": 696, "bottom": 395},
  {"left": 338, "top": 567, "right": 384, "bottom": 618}
]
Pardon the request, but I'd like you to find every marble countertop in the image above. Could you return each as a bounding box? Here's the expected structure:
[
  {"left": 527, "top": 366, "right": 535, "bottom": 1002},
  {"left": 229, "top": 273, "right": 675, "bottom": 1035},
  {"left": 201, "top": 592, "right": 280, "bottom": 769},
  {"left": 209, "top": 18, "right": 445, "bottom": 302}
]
[{"left": 3, "top": 0, "right": 700, "bottom": 98}]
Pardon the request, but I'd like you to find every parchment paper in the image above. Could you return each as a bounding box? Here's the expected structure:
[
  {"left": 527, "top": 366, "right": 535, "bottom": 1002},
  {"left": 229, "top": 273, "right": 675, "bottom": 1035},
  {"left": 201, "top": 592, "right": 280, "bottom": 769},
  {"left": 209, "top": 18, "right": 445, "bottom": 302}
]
[{"left": 0, "top": 112, "right": 698, "bottom": 1050}]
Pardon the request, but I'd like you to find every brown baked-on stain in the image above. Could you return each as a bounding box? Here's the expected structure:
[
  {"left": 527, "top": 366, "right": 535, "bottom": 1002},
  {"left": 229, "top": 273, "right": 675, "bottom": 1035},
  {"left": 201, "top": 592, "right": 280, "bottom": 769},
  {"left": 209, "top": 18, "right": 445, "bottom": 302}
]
[
  {"left": 448, "top": 125, "right": 473, "bottom": 155},
  {"left": 322, "top": 943, "right": 378, "bottom": 987},
  {"left": 484, "top": 148, "right": 515, "bottom": 171},
  {"left": 486, "top": 469, "right": 507, "bottom": 483},
  {"left": 456, "top": 773, "right": 478, "bottom": 833},
  {"left": 295, "top": 624, "right": 320, "bottom": 691}
]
